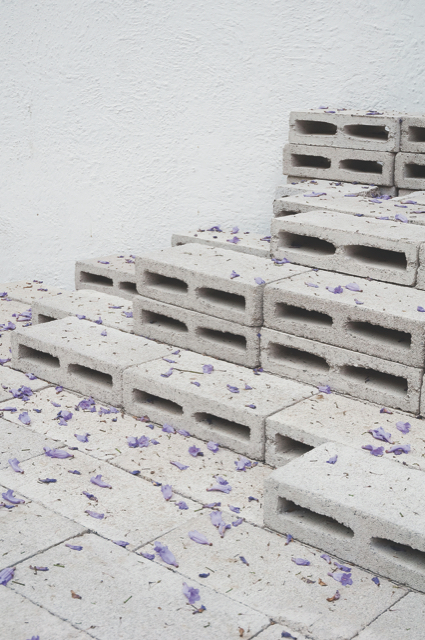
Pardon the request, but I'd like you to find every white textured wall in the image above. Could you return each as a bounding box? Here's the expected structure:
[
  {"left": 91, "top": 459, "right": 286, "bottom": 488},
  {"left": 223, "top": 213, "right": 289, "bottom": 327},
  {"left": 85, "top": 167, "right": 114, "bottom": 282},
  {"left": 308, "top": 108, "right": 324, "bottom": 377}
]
[{"left": 1, "top": 0, "right": 424, "bottom": 288}]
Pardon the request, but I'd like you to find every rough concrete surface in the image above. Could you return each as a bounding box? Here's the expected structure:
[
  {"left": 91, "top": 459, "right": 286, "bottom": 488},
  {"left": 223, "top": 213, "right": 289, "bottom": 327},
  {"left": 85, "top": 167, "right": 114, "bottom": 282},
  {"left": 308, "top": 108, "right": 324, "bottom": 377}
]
[
  {"left": 0, "top": 418, "right": 62, "bottom": 469},
  {"left": 1, "top": 281, "right": 65, "bottom": 305},
  {"left": 355, "top": 591, "right": 425, "bottom": 639},
  {"left": 400, "top": 116, "right": 425, "bottom": 153},
  {"left": 395, "top": 152, "right": 425, "bottom": 190},
  {"left": 172, "top": 228, "right": 271, "bottom": 258},
  {"left": 75, "top": 254, "right": 137, "bottom": 301}
]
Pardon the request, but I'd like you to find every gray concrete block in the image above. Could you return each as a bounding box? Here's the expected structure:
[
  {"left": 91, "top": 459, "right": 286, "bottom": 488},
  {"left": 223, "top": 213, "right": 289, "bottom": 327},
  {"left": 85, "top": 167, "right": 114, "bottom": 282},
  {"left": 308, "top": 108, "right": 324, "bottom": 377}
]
[
  {"left": 32, "top": 289, "right": 133, "bottom": 333},
  {"left": 135, "top": 244, "right": 310, "bottom": 326},
  {"left": 289, "top": 109, "right": 401, "bottom": 151},
  {"left": 279, "top": 178, "right": 379, "bottom": 197},
  {"left": 122, "top": 350, "right": 315, "bottom": 459},
  {"left": 10, "top": 317, "right": 172, "bottom": 407},
  {"left": 133, "top": 296, "right": 261, "bottom": 368},
  {"left": 171, "top": 229, "right": 270, "bottom": 258},
  {"left": 401, "top": 115, "right": 425, "bottom": 153},
  {"left": 270, "top": 211, "right": 425, "bottom": 285},
  {"left": 283, "top": 144, "right": 395, "bottom": 186},
  {"left": 415, "top": 243, "right": 425, "bottom": 290},
  {"left": 264, "top": 442, "right": 425, "bottom": 591},
  {"left": 263, "top": 270, "right": 425, "bottom": 366},
  {"left": 0, "top": 280, "right": 65, "bottom": 304},
  {"left": 395, "top": 151, "right": 425, "bottom": 189},
  {"left": 265, "top": 393, "right": 425, "bottom": 471},
  {"left": 260, "top": 327, "right": 422, "bottom": 412},
  {"left": 356, "top": 592, "right": 425, "bottom": 640},
  {"left": 393, "top": 190, "right": 425, "bottom": 204},
  {"left": 75, "top": 254, "right": 137, "bottom": 300}
]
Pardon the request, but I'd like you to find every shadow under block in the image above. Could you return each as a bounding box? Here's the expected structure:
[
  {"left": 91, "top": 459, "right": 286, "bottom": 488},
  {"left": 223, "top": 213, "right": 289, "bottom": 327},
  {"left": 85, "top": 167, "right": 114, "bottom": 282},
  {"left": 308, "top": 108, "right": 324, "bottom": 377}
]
[{"left": 75, "top": 254, "right": 137, "bottom": 300}]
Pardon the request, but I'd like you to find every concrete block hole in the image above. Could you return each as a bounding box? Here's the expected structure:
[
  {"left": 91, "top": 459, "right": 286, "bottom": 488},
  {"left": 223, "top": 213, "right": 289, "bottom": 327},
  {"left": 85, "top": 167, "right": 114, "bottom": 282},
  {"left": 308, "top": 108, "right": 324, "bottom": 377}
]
[
  {"left": 196, "top": 287, "right": 246, "bottom": 311},
  {"left": 144, "top": 271, "right": 188, "bottom": 294},
  {"left": 132, "top": 389, "right": 184, "bottom": 415},
  {"left": 274, "top": 434, "right": 314, "bottom": 459},
  {"left": 196, "top": 327, "right": 247, "bottom": 351},
  {"left": 269, "top": 342, "right": 330, "bottom": 372},
  {"left": 346, "top": 321, "right": 411, "bottom": 350},
  {"left": 80, "top": 272, "right": 113, "bottom": 287},
  {"left": 408, "top": 126, "right": 425, "bottom": 142},
  {"left": 294, "top": 120, "right": 337, "bottom": 136},
  {"left": 278, "top": 231, "right": 336, "bottom": 255},
  {"left": 343, "top": 124, "right": 389, "bottom": 141},
  {"left": 274, "top": 303, "right": 332, "bottom": 327},
  {"left": 194, "top": 412, "right": 250, "bottom": 441},
  {"left": 371, "top": 538, "right": 425, "bottom": 572},
  {"left": 18, "top": 344, "right": 60, "bottom": 368},
  {"left": 278, "top": 497, "right": 354, "bottom": 539},
  {"left": 142, "top": 310, "right": 188, "bottom": 333},
  {"left": 339, "top": 158, "right": 383, "bottom": 174},
  {"left": 291, "top": 153, "right": 331, "bottom": 170},
  {"left": 340, "top": 365, "right": 408, "bottom": 396},
  {"left": 68, "top": 363, "right": 112, "bottom": 387}
]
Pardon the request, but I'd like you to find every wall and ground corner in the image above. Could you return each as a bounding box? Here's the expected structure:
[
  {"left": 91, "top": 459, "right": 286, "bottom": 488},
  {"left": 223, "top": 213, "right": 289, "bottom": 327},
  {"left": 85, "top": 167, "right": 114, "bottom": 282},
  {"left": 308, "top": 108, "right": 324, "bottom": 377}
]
[{"left": 1, "top": 0, "right": 424, "bottom": 290}]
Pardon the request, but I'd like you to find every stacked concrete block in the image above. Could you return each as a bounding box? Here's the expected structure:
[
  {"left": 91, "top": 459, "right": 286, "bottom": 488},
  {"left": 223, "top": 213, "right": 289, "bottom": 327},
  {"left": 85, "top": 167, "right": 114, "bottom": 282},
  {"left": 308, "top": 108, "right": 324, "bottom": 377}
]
[
  {"left": 395, "top": 152, "right": 425, "bottom": 190},
  {"left": 270, "top": 210, "right": 425, "bottom": 285},
  {"left": 10, "top": 316, "right": 172, "bottom": 406},
  {"left": 264, "top": 442, "right": 425, "bottom": 591},
  {"left": 401, "top": 116, "right": 425, "bottom": 153},
  {"left": 75, "top": 254, "right": 137, "bottom": 300},
  {"left": 122, "top": 350, "right": 315, "bottom": 459},
  {"left": 171, "top": 228, "right": 271, "bottom": 258},
  {"left": 275, "top": 179, "right": 379, "bottom": 198}
]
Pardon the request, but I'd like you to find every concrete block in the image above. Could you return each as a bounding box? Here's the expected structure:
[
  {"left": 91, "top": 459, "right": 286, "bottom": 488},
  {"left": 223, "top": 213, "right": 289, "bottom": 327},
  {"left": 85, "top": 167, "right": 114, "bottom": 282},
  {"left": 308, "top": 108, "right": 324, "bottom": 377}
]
[
  {"left": 263, "top": 270, "right": 425, "bottom": 366},
  {"left": 283, "top": 143, "right": 395, "bottom": 186},
  {"left": 133, "top": 296, "right": 261, "bottom": 368},
  {"left": 75, "top": 254, "right": 137, "bottom": 300},
  {"left": 0, "top": 280, "right": 65, "bottom": 304},
  {"left": 32, "top": 289, "right": 134, "bottom": 333},
  {"left": 395, "top": 151, "right": 425, "bottom": 189},
  {"left": 136, "top": 244, "right": 310, "bottom": 326},
  {"left": 152, "top": 512, "right": 403, "bottom": 640},
  {"left": 10, "top": 317, "right": 172, "bottom": 407},
  {"left": 0, "top": 418, "right": 61, "bottom": 469},
  {"left": 393, "top": 190, "right": 425, "bottom": 204},
  {"left": 264, "top": 441, "right": 425, "bottom": 591},
  {"left": 260, "top": 327, "right": 422, "bottom": 413},
  {"left": 123, "top": 350, "right": 315, "bottom": 459},
  {"left": 0, "top": 363, "right": 49, "bottom": 400},
  {"left": 289, "top": 109, "right": 401, "bottom": 151},
  {"left": 415, "top": 243, "right": 425, "bottom": 290},
  {"left": 270, "top": 211, "right": 425, "bottom": 285},
  {"left": 279, "top": 178, "right": 379, "bottom": 197},
  {"left": 171, "top": 229, "right": 271, "bottom": 258},
  {"left": 398, "top": 188, "right": 420, "bottom": 197},
  {"left": 8, "top": 532, "right": 270, "bottom": 640},
  {"left": 356, "top": 592, "right": 425, "bottom": 640},
  {"left": 0, "top": 588, "right": 93, "bottom": 640},
  {"left": 265, "top": 393, "right": 425, "bottom": 471},
  {"left": 401, "top": 115, "right": 425, "bottom": 153},
  {"left": 0, "top": 450, "right": 198, "bottom": 548}
]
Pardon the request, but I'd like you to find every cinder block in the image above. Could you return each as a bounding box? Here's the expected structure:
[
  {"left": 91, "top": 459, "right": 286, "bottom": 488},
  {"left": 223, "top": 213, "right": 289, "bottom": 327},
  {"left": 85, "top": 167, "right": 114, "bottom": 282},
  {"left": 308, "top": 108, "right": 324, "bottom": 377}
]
[
  {"left": 134, "top": 296, "right": 261, "bottom": 367},
  {"left": 265, "top": 393, "right": 424, "bottom": 471},
  {"left": 395, "top": 152, "right": 425, "bottom": 190},
  {"left": 279, "top": 178, "right": 379, "bottom": 197},
  {"left": 75, "top": 254, "right": 137, "bottom": 300},
  {"left": 260, "top": 327, "right": 422, "bottom": 412},
  {"left": 264, "top": 442, "right": 425, "bottom": 591},
  {"left": 270, "top": 211, "right": 425, "bottom": 285},
  {"left": 263, "top": 270, "right": 425, "bottom": 366},
  {"left": 123, "top": 350, "right": 315, "bottom": 459},
  {"left": 415, "top": 244, "right": 425, "bottom": 290},
  {"left": 32, "top": 289, "right": 133, "bottom": 333},
  {"left": 289, "top": 110, "right": 401, "bottom": 151},
  {"left": 171, "top": 229, "right": 270, "bottom": 258},
  {"left": 0, "top": 280, "right": 65, "bottom": 304},
  {"left": 10, "top": 317, "right": 172, "bottom": 406},
  {"left": 401, "top": 115, "right": 425, "bottom": 153},
  {"left": 398, "top": 188, "right": 420, "bottom": 197},
  {"left": 135, "top": 244, "right": 311, "bottom": 326},
  {"left": 283, "top": 143, "right": 395, "bottom": 186},
  {"left": 393, "top": 190, "right": 425, "bottom": 204}
]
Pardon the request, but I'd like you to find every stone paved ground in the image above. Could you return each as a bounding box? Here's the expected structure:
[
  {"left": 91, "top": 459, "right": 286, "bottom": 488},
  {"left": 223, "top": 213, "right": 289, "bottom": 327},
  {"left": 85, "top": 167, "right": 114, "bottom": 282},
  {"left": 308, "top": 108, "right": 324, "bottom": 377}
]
[{"left": 0, "top": 284, "right": 423, "bottom": 640}]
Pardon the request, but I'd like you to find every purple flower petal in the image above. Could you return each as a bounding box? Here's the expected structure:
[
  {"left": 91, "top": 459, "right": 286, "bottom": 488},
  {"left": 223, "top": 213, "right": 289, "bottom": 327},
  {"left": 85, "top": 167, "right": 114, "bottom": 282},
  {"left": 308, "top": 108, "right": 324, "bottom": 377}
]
[
  {"left": 326, "top": 285, "right": 343, "bottom": 294},
  {"left": 334, "top": 561, "right": 351, "bottom": 572},
  {"left": 305, "top": 282, "right": 319, "bottom": 288},
  {"left": 162, "top": 423, "right": 175, "bottom": 433},
  {"left": 101, "top": 330, "right": 107, "bottom": 337},
  {"left": 380, "top": 407, "right": 393, "bottom": 414},
  {"left": 2, "top": 489, "right": 24, "bottom": 504},
  {"left": 137, "top": 435, "right": 150, "bottom": 448},
  {"left": 188, "top": 530, "right": 212, "bottom": 545},
  {"left": 244, "top": 383, "right": 252, "bottom": 390},
  {"left": 127, "top": 436, "right": 139, "bottom": 448},
  {"left": 123, "top": 311, "right": 133, "bottom": 318},
  {"left": 91, "top": 474, "right": 112, "bottom": 489},
  {"left": 140, "top": 552, "right": 155, "bottom": 560},
  {"left": 227, "top": 384, "right": 239, "bottom": 393},
  {"left": 362, "top": 444, "right": 384, "bottom": 456},
  {"left": 235, "top": 456, "right": 252, "bottom": 471},
  {"left": 177, "top": 501, "right": 188, "bottom": 510},
  {"left": 43, "top": 447, "right": 74, "bottom": 459},
  {"left": 8, "top": 458, "right": 24, "bottom": 473},
  {"left": 154, "top": 541, "right": 178, "bottom": 566},
  {"left": 345, "top": 282, "right": 362, "bottom": 292},
  {"left": 207, "top": 441, "right": 219, "bottom": 453},
  {"left": 207, "top": 483, "right": 232, "bottom": 494},
  {"left": 227, "top": 236, "right": 241, "bottom": 244},
  {"left": 321, "top": 553, "right": 332, "bottom": 564},
  {"left": 328, "top": 570, "right": 353, "bottom": 586},
  {"left": 83, "top": 491, "right": 98, "bottom": 500},
  {"left": 191, "top": 381, "right": 201, "bottom": 387},
  {"left": 230, "top": 270, "right": 240, "bottom": 279},
  {"left": 94, "top": 317, "right": 103, "bottom": 324},
  {"left": 202, "top": 364, "right": 214, "bottom": 374},
  {"left": 369, "top": 427, "right": 393, "bottom": 443},
  {"left": 76, "top": 314, "right": 86, "bottom": 320},
  {"left": 182, "top": 581, "right": 200, "bottom": 605},
  {"left": 317, "top": 385, "right": 332, "bottom": 394},
  {"left": 207, "top": 225, "right": 222, "bottom": 232},
  {"left": 161, "top": 368, "right": 173, "bottom": 378},
  {"left": 285, "top": 534, "right": 293, "bottom": 545},
  {"left": 85, "top": 510, "right": 104, "bottom": 519},
  {"left": 272, "top": 257, "right": 290, "bottom": 264},
  {"left": 26, "top": 373, "right": 37, "bottom": 380},
  {"left": 75, "top": 433, "right": 90, "bottom": 443},
  {"left": 171, "top": 461, "right": 189, "bottom": 470},
  {"left": 161, "top": 484, "right": 173, "bottom": 501},
  {"left": 386, "top": 444, "right": 411, "bottom": 455},
  {"left": 177, "top": 429, "right": 191, "bottom": 437},
  {"left": 18, "top": 411, "right": 31, "bottom": 425},
  {"left": 58, "top": 410, "right": 73, "bottom": 421},
  {"left": 68, "top": 470, "right": 81, "bottom": 475},
  {"left": 418, "top": 306, "right": 425, "bottom": 313},
  {"left": 228, "top": 505, "right": 240, "bottom": 513},
  {"left": 98, "top": 260, "right": 110, "bottom": 264},
  {"left": 0, "top": 567, "right": 15, "bottom": 585},
  {"left": 199, "top": 572, "right": 210, "bottom": 578},
  {"left": 232, "top": 517, "right": 244, "bottom": 526},
  {"left": 38, "top": 478, "right": 57, "bottom": 483},
  {"left": 354, "top": 299, "right": 364, "bottom": 305},
  {"left": 65, "top": 544, "right": 83, "bottom": 550},
  {"left": 395, "top": 212, "right": 408, "bottom": 223},
  {"left": 396, "top": 421, "right": 411, "bottom": 434},
  {"left": 189, "top": 445, "right": 203, "bottom": 457},
  {"left": 303, "top": 191, "right": 326, "bottom": 197},
  {"left": 231, "top": 226, "right": 239, "bottom": 234},
  {"left": 372, "top": 576, "right": 380, "bottom": 586},
  {"left": 254, "top": 277, "right": 266, "bottom": 285},
  {"left": 240, "top": 556, "right": 249, "bottom": 565},
  {"left": 292, "top": 557, "right": 310, "bottom": 566},
  {"left": 113, "top": 540, "right": 129, "bottom": 547},
  {"left": 326, "top": 455, "right": 338, "bottom": 464},
  {"left": 215, "top": 476, "right": 228, "bottom": 485}
]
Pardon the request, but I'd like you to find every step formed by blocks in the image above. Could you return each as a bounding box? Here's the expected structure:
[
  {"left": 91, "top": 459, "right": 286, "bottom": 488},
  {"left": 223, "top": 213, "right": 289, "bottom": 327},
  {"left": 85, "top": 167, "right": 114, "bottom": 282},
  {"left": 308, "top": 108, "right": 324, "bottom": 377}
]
[
  {"left": 260, "top": 327, "right": 422, "bottom": 413},
  {"left": 265, "top": 393, "right": 424, "bottom": 470},
  {"left": 10, "top": 317, "right": 172, "bottom": 406},
  {"left": 395, "top": 152, "right": 425, "bottom": 190},
  {"left": 0, "top": 281, "right": 65, "bottom": 304},
  {"left": 32, "top": 289, "right": 134, "bottom": 333},
  {"left": 283, "top": 143, "right": 395, "bottom": 186},
  {"left": 277, "top": 178, "right": 379, "bottom": 198},
  {"left": 288, "top": 110, "right": 401, "bottom": 151},
  {"left": 263, "top": 270, "right": 425, "bottom": 366},
  {"left": 264, "top": 442, "right": 425, "bottom": 591},
  {"left": 133, "top": 296, "right": 261, "bottom": 368},
  {"left": 270, "top": 211, "right": 425, "bottom": 286},
  {"left": 135, "top": 244, "right": 311, "bottom": 326},
  {"left": 401, "top": 116, "right": 425, "bottom": 153},
  {"left": 171, "top": 228, "right": 271, "bottom": 258},
  {"left": 415, "top": 243, "right": 425, "bottom": 291},
  {"left": 75, "top": 254, "right": 137, "bottom": 300},
  {"left": 123, "top": 350, "right": 315, "bottom": 459}
]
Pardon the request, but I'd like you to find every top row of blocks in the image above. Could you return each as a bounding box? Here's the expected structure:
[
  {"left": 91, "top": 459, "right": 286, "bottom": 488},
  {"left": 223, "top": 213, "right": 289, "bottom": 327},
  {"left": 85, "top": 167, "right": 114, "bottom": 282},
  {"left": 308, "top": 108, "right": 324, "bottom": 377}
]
[{"left": 289, "top": 109, "right": 425, "bottom": 153}]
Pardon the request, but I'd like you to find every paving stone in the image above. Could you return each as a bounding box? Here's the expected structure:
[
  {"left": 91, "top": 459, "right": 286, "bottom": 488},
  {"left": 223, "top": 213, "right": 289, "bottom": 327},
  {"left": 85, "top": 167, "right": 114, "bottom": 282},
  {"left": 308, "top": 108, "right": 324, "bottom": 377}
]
[
  {"left": 172, "top": 228, "right": 271, "bottom": 258},
  {"left": 0, "top": 588, "right": 93, "bottom": 640},
  {"left": 270, "top": 210, "right": 425, "bottom": 286},
  {"left": 135, "top": 244, "right": 310, "bottom": 326},
  {"left": 0, "top": 280, "right": 65, "bottom": 304},
  {"left": 263, "top": 270, "right": 425, "bottom": 366},
  {"left": 8, "top": 532, "right": 270, "bottom": 640},
  {"left": 356, "top": 591, "right": 425, "bottom": 639},
  {"left": 0, "top": 364, "right": 49, "bottom": 399},
  {"left": 133, "top": 296, "right": 261, "bottom": 368},
  {"left": 0, "top": 493, "right": 86, "bottom": 570},
  {"left": 32, "top": 289, "right": 134, "bottom": 333},
  {"left": 400, "top": 116, "right": 425, "bottom": 153},
  {"left": 0, "top": 418, "right": 61, "bottom": 469},
  {"left": 148, "top": 512, "right": 404, "bottom": 640},
  {"left": 282, "top": 144, "right": 395, "bottom": 186},
  {"left": 11, "top": 317, "right": 172, "bottom": 407},
  {"left": 0, "top": 299, "right": 34, "bottom": 363},
  {"left": 265, "top": 393, "right": 424, "bottom": 470},
  {"left": 123, "top": 350, "right": 315, "bottom": 460},
  {"left": 0, "top": 450, "right": 198, "bottom": 549},
  {"left": 75, "top": 254, "right": 137, "bottom": 300},
  {"left": 392, "top": 190, "right": 425, "bottom": 205},
  {"left": 254, "top": 623, "right": 307, "bottom": 639},
  {"left": 395, "top": 152, "right": 425, "bottom": 190},
  {"left": 264, "top": 442, "right": 425, "bottom": 591},
  {"left": 261, "top": 327, "right": 422, "bottom": 413},
  {"left": 288, "top": 109, "right": 401, "bottom": 151}
]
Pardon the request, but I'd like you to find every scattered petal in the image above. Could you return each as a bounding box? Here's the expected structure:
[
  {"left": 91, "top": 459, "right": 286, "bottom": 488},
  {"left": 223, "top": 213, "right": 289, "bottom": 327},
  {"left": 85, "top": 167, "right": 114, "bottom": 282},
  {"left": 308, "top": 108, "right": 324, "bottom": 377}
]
[
  {"left": 0, "top": 567, "right": 15, "bottom": 585},
  {"left": 372, "top": 576, "right": 380, "bottom": 586},
  {"left": 44, "top": 447, "right": 74, "bottom": 459},
  {"left": 227, "top": 384, "right": 239, "bottom": 393},
  {"left": 188, "top": 530, "right": 212, "bottom": 545},
  {"left": 90, "top": 474, "right": 112, "bottom": 489},
  {"left": 362, "top": 444, "right": 385, "bottom": 456},
  {"left": 2, "top": 490, "right": 24, "bottom": 504},
  {"left": 65, "top": 544, "right": 83, "bottom": 551},
  {"left": 113, "top": 540, "right": 129, "bottom": 547},
  {"left": 140, "top": 552, "right": 155, "bottom": 560},
  {"left": 207, "top": 441, "right": 219, "bottom": 453},
  {"left": 326, "top": 285, "right": 343, "bottom": 294},
  {"left": 162, "top": 423, "right": 175, "bottom": 433},
  {"left": 369, "top": 427, "right": 392, "bottom": 443},
  {"left": 8, "top": 458, "right": 24, "bottom": 473},
  {"left": 182, "top": 581, "right": 200, "bottom": 605},
  {"left": 326, "top": 455, "right": 338, "bottom": 464},
  {"left": 188, "top": 445, "right": 203, "bottom": 457},
  {"left": 396, "top": 421, "right": 411, "bottom": 434},
  {"left": 321, "top": 553, "right": 332, "bottom": 564},
  {"left": 75, "top": 433, "right": 90, "bottom": 443},
  {"left": 161, "top": 484, "right": 173, "bottom": 501},
  {"left": 292, "top": 557, "right": 310, "bottom": 566},
  {"left": 254, "top": 277, "right": 266, "bottom": 285},
  {"left": 202, "top": 364, "right": 214, "bottom": 374},
  {"left": 230, "top": 270, "right": 240, "bottom": 279},
  {"left": 171, "top": 461, "right": 189, "bottom": 470},
  {"left": 161, "top": 368, "right": 173, "bottom": 378},
  {"left": 345, "top": 282, "right": 362, "bottom": 291},
  {"left": 85, "top": 510, "right": 104, "bottom": 519},
  {"left": 177, "top": 501, "right": 188, "bottom": 510},
  {"left": 317, "top": 385, "right": 332, "bottom": 394},
  {"left": 154, "top": 541, "right": 178, "bottom": 566},
  {"left": 386, "top": 444, "right": 411, "bottom": 455},
  {"left": 18, "top": 411, "right": 31, "bottom": 425}
]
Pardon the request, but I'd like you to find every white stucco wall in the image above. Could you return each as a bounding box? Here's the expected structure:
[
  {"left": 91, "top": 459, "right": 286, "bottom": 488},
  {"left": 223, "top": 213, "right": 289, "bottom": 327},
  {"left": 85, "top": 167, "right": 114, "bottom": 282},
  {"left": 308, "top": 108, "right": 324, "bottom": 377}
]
[{"left": 1, "top": 0, "right": 424, "bottom": 289}]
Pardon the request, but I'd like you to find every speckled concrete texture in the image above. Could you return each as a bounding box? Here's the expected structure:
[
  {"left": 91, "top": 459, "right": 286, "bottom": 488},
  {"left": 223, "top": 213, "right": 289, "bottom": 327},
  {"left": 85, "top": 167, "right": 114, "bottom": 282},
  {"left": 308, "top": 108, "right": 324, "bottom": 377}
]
[
  {"left": 401, "top": 117, "right": 425, "bottom": 153},
  {"left": 355, "top": 591, "right": 425, "bottom": 639},
  {"left": 395, "top": 152, "right": 425, "bottom": 190},
  {"left": 75, "top": 255, "right": 137, "bottom": 301},
  {"left": 171, "top": 228, "right": 271, "bottom": 258}
]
